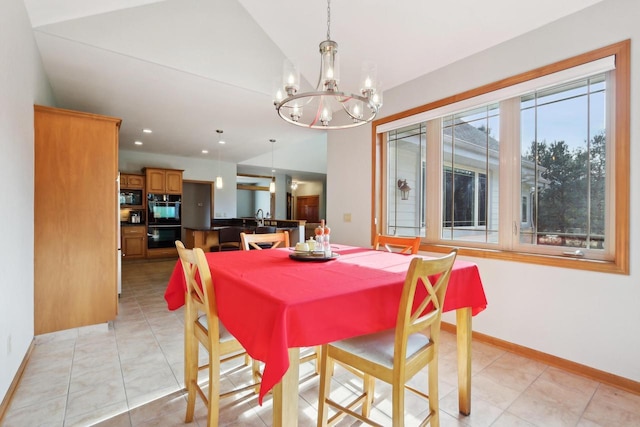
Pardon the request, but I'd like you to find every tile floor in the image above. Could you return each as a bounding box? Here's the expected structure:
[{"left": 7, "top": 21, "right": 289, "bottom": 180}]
[{"left": 3, "top": 258, "right": 640, "bottom": 426}]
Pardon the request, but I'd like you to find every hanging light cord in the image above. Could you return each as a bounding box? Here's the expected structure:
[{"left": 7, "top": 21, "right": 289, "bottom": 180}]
[
  {"left": 270, "top": 139, "right": 276, "bottom": 180},
  {"left": 326, "top": 0, "right": 331, "bottom": 40}
]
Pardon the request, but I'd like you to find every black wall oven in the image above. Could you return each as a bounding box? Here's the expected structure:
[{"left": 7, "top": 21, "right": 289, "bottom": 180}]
[
  {"left": 147, "top": 225, "right": 181, "bottom": 249},
  {"left": 148, "top": 194, "right": 181, "bottom": 225},
  {"left": 147, "top": 194, "right": 181, "bottom": 249}
]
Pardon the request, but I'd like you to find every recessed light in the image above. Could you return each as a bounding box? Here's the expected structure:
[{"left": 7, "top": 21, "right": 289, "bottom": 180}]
[
  {"left": 142, "top": 129, "right": 152, "bottom": 133},
  {"left": 202, "top": 149, "right": 209, "bottom": 154},
  {"left": 218, "top": 139, "right": 226, "bottom": 144},
  {"left": 134, "top": 141, "right": 143, "bottom": 145}
]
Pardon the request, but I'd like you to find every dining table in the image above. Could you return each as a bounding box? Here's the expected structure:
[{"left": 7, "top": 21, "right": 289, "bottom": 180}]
[{"left": 164, "top": 244, "right": 487, "bottom": 426}]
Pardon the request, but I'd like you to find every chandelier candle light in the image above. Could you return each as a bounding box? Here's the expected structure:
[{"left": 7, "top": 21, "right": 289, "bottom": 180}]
[{"left": 273, "top": 0, "right": 382, "bottom": 129}]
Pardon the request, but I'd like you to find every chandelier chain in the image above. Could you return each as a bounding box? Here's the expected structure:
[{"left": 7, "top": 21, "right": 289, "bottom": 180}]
[{"left": 326, "top": 0, "right": 331, "bottom": 40}]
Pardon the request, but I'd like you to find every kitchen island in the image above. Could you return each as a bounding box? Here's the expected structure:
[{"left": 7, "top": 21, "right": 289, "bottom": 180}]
[{"left": 184, "top": 218, "right": 305, "bottom": 252}]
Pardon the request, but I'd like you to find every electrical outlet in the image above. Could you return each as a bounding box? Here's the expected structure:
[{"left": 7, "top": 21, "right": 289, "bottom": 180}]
[{"left": 343, "top": 213, "right": 352, "bottom": 222}]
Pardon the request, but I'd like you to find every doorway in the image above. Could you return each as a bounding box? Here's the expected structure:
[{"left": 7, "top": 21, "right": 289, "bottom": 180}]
[
  {"left": 296, "top": 195, "right": 320, "bottom": 222},
  {"left": 182, "top": 181, "right": 214, "bottom": 241}
]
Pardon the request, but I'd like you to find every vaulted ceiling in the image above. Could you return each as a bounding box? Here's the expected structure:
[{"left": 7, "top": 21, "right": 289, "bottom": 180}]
[{"left": 24, "top": 0, "right": 604, "bottom": 179}]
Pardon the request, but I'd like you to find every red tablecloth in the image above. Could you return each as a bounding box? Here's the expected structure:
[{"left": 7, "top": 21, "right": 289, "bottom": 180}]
[{"left": 165, "top": 245, "right": 487, "bottom": 403}]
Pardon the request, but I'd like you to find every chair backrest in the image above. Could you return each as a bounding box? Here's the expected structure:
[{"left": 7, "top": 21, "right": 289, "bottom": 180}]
[
  {"left": 175, "top": 240, "right": 220, "bottom": 339},
  {"left": 219, "top": 226, "right": 244, "bottom": 243},
  {"left": 255, "top": 226, "right": 277, "bottom": 234},
  {"left": 394, "top": 249, "right": 458, "bottom": 365},
  {"left": 373, "top": 234, "right": 420, "bottom": 254},
  {"left": 240, "top": 231, "right": 290, "bottom": 250}
]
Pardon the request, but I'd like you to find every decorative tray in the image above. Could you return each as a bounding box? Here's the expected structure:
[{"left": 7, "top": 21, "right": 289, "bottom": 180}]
[{"left": 288, "top": 251, "right": 340, "bottom": 262}]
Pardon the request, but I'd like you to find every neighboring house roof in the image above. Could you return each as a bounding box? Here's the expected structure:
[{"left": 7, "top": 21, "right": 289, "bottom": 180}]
[
  {"left": 443, "top": 118, "right": 500, "bottom": 152},
  {"left": 392, "top": 118, "right": 545, "bottom": 184}
]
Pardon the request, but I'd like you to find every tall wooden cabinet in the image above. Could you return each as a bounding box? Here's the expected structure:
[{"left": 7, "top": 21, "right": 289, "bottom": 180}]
[{"left": 34, "top": 105, "right": 121, "bottom": 335}]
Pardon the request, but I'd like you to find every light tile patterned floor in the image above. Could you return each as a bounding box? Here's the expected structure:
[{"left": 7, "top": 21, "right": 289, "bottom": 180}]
[{"left": 3, "top": 258, "right": 640, "bottom": 426}]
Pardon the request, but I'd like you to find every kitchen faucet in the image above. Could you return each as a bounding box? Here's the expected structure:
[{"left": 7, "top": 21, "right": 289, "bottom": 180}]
[{"left": 255, "top": 209, "right": 264, "bottom": 227}]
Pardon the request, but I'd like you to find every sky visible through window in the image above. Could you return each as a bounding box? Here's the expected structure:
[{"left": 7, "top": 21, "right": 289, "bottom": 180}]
[{"left": 520, "top": 77, "right": 605, "bottom": 151}]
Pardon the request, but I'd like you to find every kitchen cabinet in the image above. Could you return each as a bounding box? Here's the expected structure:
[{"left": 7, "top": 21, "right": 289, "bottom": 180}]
[
  {"left": 147, "top": 247, "right": 178, "bottom": 258},
  {"left": 144, "top": 167, "right": 183, "bottom": 194},
  {"left": 34, "top": 105, "right": 120, "bottom": 335},
  {"left": 121, "top": 173, "right": 144, "bottom": 190},
  {"left": 119, "top": 173, "right": 145, "bottom": 224},
  {"left": 122, "top": 226, "right": 146, "bottom": 259}
]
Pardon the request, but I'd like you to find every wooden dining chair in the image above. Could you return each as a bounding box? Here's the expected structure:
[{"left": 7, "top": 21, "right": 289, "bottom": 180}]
[
  {"left": 176, "top": 241, "right": 259, "bottom": 427},
  {"left": 373, "top": 233, "right": 421, "bottom": 254},
  {"left": 317, "top": 249, "right": 458, "bottom": 427},
  {"left": 240, "top": 230, "right": 290, "bottom": 250}
]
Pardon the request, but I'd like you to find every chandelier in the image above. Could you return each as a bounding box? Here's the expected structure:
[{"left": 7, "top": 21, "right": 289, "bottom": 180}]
[{"left": 273, "top": 0, "right": 382, "bottom": 129}]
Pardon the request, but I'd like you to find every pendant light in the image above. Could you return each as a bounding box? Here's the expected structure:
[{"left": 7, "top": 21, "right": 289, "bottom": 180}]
[
  {"left": 216, "top": 130, "right": 224, "bottom": 189},
  {"left": 269, "top": 139, "right": 276, "bottom": 193}
]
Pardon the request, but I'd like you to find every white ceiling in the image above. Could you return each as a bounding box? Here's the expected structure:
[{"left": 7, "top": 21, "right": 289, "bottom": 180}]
[{"left": 24, "top": 0, "right": 603, "bottom": 180}]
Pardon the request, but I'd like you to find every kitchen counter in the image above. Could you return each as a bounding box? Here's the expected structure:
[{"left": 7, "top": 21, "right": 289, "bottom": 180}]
[
  {"left": 212, "top": 218, "right": 306, "bottom": 229},
  {"left": 184, "top": 219, "right": 305, "bottom": 252}
]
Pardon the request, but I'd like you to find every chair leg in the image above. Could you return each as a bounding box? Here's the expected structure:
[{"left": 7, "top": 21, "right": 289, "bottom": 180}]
[
  {"left": 314, "top": 345, "right": 322, "bottom": 374},
  {"left": 185, "top": 329, "right": 199, "bottom": 422},
  {"left": 183, "top": 309, "right": 190, "bottom": 391},
  {"left": 361, "top": 374, "right": 375, "bottom": 417},
  {"left": 317, "top": 345, "right": 331, "bottom": 427},
  {"left": 208, "top": 347, "right": 221, "bottom": 427},
  {"left": 392, "top": 375, "right": 405, "bottom": 427},
  {"left": 428, "top": 357, "right": 440, "bottom": 427},
  {"left": 252, "top": 359, "right": 261, "bottom": 394}
]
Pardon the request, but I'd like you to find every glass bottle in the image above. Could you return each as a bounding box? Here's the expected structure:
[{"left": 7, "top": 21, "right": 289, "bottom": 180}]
[{"left": 323, "top": 225, "right": 331, "bottom": 257}]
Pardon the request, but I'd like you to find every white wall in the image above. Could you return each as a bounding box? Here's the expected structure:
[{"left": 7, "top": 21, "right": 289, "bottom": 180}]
[
  {"left": 0, "top": 0, "right": 55, "bottom": 400},
  {"left": 327, "top": 0, "right": 640, "bottom": 383},
  {"left": 327, "top": 123, "right": 372, "bottom": 247},
  {"left": 236, "top": 189, "right": 255, "bottom": 218}
]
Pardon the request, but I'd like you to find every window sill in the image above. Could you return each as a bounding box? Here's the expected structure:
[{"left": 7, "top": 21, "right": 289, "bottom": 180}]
[{"left": 419, "top": 243, "right": 628, "bottom": 275}]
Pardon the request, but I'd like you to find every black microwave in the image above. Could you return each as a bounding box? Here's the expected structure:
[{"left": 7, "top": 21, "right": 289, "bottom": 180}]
[
  {"left": 119, "top": 189, "right": 143, "bottom": 206},
  {"left": 147, "top": 194, "right": 181, "bottom": 224}
]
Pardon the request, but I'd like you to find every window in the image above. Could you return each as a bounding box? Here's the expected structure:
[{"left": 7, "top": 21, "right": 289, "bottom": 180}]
[
  {"left": 385, "top": 123, "right": 426, "bottom": 236},
  {"left": 520, "top": 76, "right": 607, "bottom": 252},
  {"left": 374, "top": 40, "right": 629, "bottom": 274},
  {"left": 441, "top": 104, "right": 498, "bottom": 243}
]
